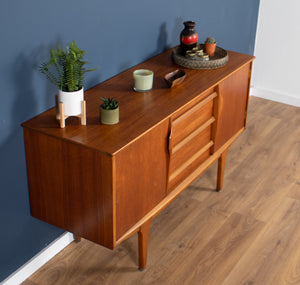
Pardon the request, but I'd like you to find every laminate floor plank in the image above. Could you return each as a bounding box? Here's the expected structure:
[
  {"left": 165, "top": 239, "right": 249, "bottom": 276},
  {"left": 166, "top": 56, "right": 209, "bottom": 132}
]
[
  {"left": 154, "top": 212, "right": 265, "bottom": 285},
  {"left": 271, "top": 230, "right": 300, "bottom": 285},
  {"left": 221, "top": 198, "right": 300, "bottom": 285},
  {"left": 288, "top": 181, "right": 300, "bottom": 201},
  {"left": 140, "top": 201, "right": 228, "bottom": 284},
  {"left": 249, "top": 96, "right": 300, "bottom": 119},
  {"left": 22, "top": 97, "right": 300, "bottom": 285}
]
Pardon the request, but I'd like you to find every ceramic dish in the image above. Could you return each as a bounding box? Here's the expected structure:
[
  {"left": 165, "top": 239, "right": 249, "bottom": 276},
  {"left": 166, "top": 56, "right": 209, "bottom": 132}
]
[{"left": 164, "top": 69, "right": 186, "bottom": 88}]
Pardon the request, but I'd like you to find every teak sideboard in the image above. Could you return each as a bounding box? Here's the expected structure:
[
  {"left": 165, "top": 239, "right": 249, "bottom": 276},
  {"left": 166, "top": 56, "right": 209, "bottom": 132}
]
[{"left": 22, "top": 48, "right": 254, "bottom": 269}]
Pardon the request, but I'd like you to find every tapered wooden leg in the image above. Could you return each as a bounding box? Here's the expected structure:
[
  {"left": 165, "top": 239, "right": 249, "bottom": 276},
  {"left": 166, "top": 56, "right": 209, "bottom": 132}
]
[
  {"left": 73, "top": 234, "right": 81, "bottom": 243},
  {"left": 138, "top": 219, "right": 152, "bottom": 270},
  {"left": 217, "top": 148, "right": 229, "bottom": 191}
]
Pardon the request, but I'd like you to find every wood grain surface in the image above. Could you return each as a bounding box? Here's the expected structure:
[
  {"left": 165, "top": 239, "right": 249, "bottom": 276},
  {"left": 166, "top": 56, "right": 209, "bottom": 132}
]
[
  {"left": 22, "top": 96, "right": 300, "bottom": 284},
  {"left": 22, "top": 48, "right": 254, "bottom": 270},
  {"left": 21, "top": 49, "right": 253, "bottom": 156}
]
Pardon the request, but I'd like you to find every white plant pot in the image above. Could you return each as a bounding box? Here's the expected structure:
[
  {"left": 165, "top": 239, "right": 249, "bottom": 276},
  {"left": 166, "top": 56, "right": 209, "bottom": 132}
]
[{"left": 58, "top": 88, "right": 84, "bottom": 116}]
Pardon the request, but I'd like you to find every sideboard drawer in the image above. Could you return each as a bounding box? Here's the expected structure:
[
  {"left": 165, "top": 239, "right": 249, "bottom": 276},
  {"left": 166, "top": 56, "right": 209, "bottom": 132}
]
[
  {"left": 168, "top": 92, "right": 217, "bottom": 190},
  {"left": 168, "top": 147, "right": 211, "bottom": 190},
  {"left": 171, "top": 92, "right": 217, "bottom": 147},
  {"left": 169, "top": 125, "right": 212, "bottom": 176}
]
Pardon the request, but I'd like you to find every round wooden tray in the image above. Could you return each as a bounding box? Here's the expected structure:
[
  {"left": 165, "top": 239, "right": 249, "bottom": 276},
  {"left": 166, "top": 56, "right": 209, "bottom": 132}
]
[{"left": 172, "top": 45, "right": 228, "bottom": 70}]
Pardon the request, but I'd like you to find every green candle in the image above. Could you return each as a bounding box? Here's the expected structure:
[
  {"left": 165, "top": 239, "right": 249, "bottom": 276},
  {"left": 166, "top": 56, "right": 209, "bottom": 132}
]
[{"left": 133, "top": 69, "right": 153, "bottom": 92}]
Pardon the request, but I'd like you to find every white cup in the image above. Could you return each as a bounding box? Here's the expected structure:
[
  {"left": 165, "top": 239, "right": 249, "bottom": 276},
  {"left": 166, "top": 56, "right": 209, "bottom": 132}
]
[{"left": 133, "top": 69, "right": 154, "bottom": 92}]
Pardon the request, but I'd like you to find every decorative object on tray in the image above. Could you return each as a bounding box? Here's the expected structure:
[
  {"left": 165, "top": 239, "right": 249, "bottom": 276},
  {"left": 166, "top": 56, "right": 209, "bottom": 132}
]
[
  {"left": 205, "top": 37, "right": 217, "bottom": 57},
  {"left": 133, "top": 69, "right": 154, "bottom": 92},
  {"left": 172, "top": 44, "right": 228, "bottom": 70},
  {"left": 186, "top": 46, "right": 209, "bottom": 61},
  {"left": 39, "top": 40, "right": 97, "bottom": 128},
  {"left": 100, "top": 97, "right": 119, "bottom": 125},
  {"left": 164, "top": 69, "right": 186, "bottom": 88},
  {"left": 180, "top": 21, "right": 198, "bottom": 55}
]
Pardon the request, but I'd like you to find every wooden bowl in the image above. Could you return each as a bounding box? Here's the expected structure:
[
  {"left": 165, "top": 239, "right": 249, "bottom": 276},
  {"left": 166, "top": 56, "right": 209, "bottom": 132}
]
[{"left": 164, "top": 69, "right": 186, "bottom": 88}]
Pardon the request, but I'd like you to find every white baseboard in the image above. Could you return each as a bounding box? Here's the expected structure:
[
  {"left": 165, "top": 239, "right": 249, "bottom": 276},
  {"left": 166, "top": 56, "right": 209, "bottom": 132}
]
[
  {"left": 1, "top": 232, "right": 74, "bottom": 285},
  {"left": 250, "top": 86, "right": 300, "bottom": 107}
]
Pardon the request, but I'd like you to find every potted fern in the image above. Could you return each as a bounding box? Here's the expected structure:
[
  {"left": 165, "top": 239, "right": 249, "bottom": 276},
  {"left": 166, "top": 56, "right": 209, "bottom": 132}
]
[
  {"left": 100, "top": 97, "right": 119, "bottom": 125},
  {"left": 205, "top": 37, "right": 217, "bottom": 57},
  {"left": 40, "top": 40, "right": 96, "bottom": 117}
]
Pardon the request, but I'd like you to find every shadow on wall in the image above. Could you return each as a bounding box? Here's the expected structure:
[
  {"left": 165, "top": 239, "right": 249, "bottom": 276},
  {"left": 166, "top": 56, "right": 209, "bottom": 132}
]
[
  {"left": 117, "top": 21, "right": 178, "bottom": 84},
  {"left": 0, "top": 50, "right": 40, "bottom": 218},
  {"left": 172, "top": 17, "right": 184, "bottom": 46},
  {"left": 147, "top": 18, "right": 184, "bottom": 62},
  {"left": 12, "top": 53, "right": 38, "bottom": 126},
  {"left": 0, "top": 46, "right": 64, "bottom": 281},
  {"left": 7, "top": 44, "right": 58, "bottom": 136},
  {"left": 156, "top": 23, "right": 171, "bottom": 53},
  {"left": 147, "top": 22, "right": 174, "bottom": 60}
]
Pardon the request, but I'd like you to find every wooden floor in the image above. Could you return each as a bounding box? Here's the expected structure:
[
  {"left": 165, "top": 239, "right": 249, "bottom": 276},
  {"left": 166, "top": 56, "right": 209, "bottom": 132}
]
[{"left": 22, "top": 97, "right": 300, "bottom": 285}]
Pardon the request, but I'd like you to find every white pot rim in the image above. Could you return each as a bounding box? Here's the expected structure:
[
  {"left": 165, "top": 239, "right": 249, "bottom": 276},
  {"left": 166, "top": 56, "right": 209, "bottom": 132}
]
[{"left": 58, "top": 87, "right": 84, "bottom": 94}]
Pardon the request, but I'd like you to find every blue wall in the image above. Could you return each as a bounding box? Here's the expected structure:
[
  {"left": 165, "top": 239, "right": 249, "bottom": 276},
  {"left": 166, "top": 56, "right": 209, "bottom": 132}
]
[{"left": 0, "top": 0, "right": 260, "bottom": 281}]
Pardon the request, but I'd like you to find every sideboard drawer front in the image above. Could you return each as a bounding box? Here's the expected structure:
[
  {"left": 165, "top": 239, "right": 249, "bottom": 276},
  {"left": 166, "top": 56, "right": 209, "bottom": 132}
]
[
  {"left": 170, "top": 125, "right": 211, "bottom": 173},
  {"left": 171, "top": 93, "right": 215, "bottom": 147},
  {"left": 168, "top": 92, "right": 217, "bottom": 191},
  {"left": 168, "top": 148, "right": 211, "bottom": 190}
]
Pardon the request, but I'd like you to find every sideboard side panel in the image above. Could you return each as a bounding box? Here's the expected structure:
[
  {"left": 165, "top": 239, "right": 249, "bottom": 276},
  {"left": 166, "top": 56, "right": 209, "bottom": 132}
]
[
  {"left": 23, "top": 129, "right": 115, "bottom": 249},
  {"left": 213, "top": 64, "right": 251, "bottom": 150}
]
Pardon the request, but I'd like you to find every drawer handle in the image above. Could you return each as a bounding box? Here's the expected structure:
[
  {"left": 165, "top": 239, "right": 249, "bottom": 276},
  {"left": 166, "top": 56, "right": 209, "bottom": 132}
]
[{"left": 168, "top": 125, "right": 173, "bottom": 155}]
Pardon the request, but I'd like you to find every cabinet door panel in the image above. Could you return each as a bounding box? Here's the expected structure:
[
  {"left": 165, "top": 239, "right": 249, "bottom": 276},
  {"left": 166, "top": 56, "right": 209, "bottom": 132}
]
[
  {"left": 214, "top": 64, "right": 251, "bottom": 150},
  {"left": 115, "top": 120, "right": 169, "bottom": 240}
]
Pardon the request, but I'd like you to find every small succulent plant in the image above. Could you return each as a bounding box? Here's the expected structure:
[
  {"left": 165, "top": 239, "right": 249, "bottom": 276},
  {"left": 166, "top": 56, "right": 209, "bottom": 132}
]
[
  {"left": 205, "top": 37, "right": 216, "bottom": 44},
  {"left": 100, "top": 97, "right": 119, "bottom": 110}
]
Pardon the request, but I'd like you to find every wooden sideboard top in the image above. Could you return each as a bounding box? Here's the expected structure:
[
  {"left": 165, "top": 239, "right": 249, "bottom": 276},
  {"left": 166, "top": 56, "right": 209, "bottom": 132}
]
[{"left": 22, "top": 48, "right": 254, "bottom": 156}]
